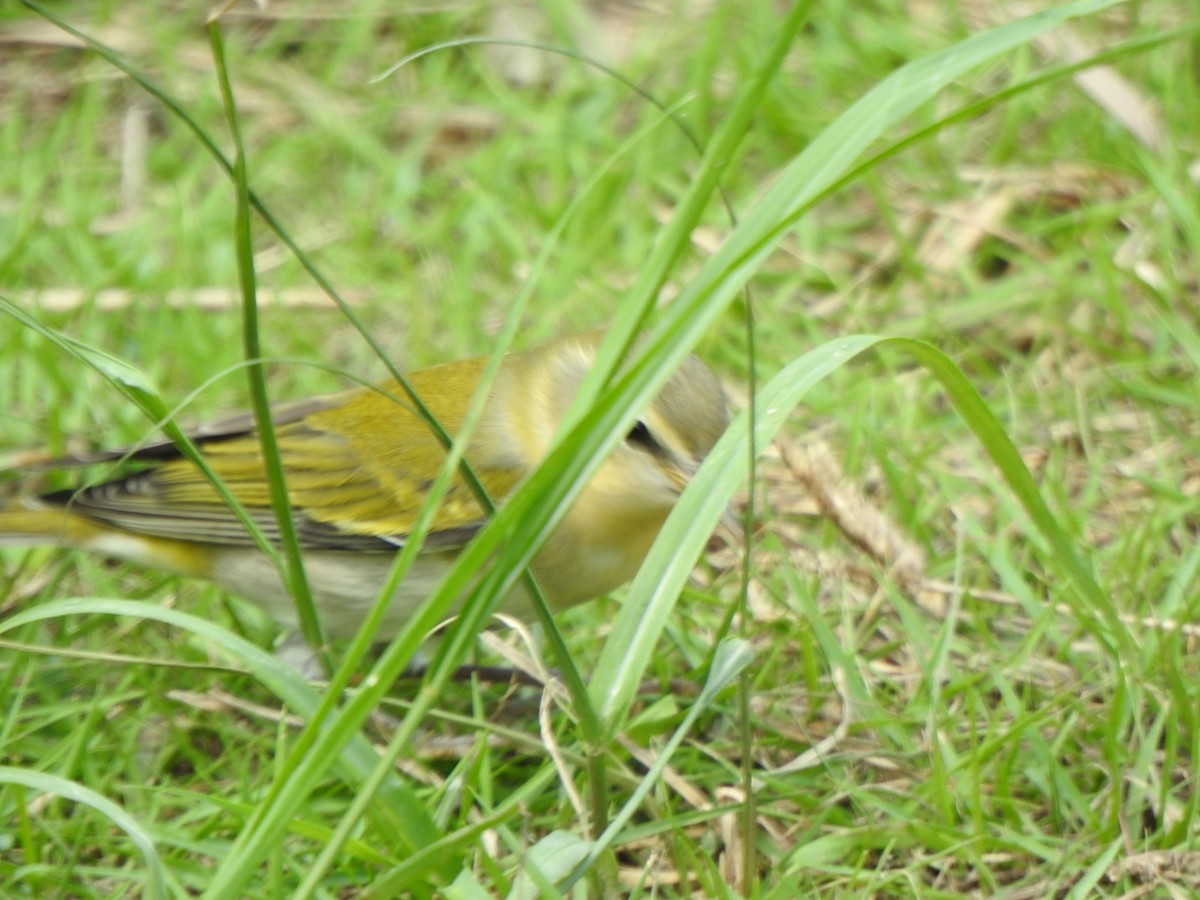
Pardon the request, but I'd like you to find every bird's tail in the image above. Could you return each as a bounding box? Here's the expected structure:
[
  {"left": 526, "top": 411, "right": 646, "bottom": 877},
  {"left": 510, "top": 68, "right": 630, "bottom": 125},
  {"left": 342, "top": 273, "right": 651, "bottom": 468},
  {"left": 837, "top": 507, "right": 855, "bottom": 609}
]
[
  {"left": 0, "top": 503, "right": 103, "bottom": 548},
  {"left": 0, "top": 502, "right": 209, "bottom": 576}
]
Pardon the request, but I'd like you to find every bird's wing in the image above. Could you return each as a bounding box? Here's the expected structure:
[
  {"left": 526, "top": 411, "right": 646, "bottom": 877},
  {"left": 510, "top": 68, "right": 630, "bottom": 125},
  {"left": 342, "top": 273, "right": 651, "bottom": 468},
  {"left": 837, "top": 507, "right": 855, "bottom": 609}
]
[
  {"left": 45, "top": 417, "right": 523, "bottom": 552},
  {"left": 7, "top": 394, "right": 346, "bottom": 469}
]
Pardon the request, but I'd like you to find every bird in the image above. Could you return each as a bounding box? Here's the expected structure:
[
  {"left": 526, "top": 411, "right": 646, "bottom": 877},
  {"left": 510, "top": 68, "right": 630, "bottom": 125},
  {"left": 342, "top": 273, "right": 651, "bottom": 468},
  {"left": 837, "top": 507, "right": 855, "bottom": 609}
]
[{"left": 0, "top": 333, "right": 730, "bottom": 640}]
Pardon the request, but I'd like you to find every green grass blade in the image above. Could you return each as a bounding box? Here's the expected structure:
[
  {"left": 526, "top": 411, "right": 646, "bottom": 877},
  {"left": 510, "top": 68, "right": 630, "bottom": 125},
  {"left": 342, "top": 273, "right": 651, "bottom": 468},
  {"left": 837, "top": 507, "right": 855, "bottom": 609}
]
[
  {"left": 207, "top": 21, "right": 325, "bottom": 659},
  {"left": 589, "top": 0, "right": 1125, "bottom": 733},
  {"left": 641, "top": 0, "right": 1125, "bottom": 370},
  {"left": 0, "top": 767, "right": 167, "bottom": 899},
  {"left": 0, "top": 599, "right": 440, "bottom": 855},
  {"left": 0, "top": 296, "right": 283, "bottom": 571},
  {"left": 574, "top": 0, "right": 815, "bottom": 411},
  {"left": 593, "top": 335, "right": 880, "bottom": 731},
  {"left": 564, "top": 638, "right": 754, "bottom": 890},
  {"left": 596, "top": 332, "right": 1125, "bottom": 731},
  {"left": 886, "top": 338, "right": 1128, "bottom": 655}
]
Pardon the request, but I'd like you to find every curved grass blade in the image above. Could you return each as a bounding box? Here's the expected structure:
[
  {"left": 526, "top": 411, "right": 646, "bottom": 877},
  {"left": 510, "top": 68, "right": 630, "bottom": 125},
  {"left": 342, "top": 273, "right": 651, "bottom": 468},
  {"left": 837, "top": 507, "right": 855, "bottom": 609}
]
[
  {"left": 0, "top": 767, "right": 167, "bottom": 899},
  {"left": 563, "top": 638, "right": 754, "bottom": 891},
  {"left": 592, "top": 335, "right": 881, "bottom": 732},
  {"left": 594, "top": 333, "right": 1124, "bottom": 734},
  {"left": 0, "top": 296, "right": 285, "bottom": 573},
  {"left": 0, "top": 599, "right": 440, "bottom": 857}
]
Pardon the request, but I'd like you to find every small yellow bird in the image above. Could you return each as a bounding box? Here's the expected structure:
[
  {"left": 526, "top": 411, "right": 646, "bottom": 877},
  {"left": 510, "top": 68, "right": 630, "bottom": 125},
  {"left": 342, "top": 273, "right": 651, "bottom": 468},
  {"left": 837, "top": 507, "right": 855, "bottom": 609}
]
[{"left": 0, "top": 333, "right": 729, "bottom": 639}]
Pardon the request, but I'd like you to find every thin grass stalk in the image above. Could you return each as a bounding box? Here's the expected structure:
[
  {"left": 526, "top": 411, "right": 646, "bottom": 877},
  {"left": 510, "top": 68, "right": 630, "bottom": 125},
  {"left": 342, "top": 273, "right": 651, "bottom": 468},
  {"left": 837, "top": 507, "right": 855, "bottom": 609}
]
[{"left": 207, "top": 21, "right": 326, "bottom": 665}]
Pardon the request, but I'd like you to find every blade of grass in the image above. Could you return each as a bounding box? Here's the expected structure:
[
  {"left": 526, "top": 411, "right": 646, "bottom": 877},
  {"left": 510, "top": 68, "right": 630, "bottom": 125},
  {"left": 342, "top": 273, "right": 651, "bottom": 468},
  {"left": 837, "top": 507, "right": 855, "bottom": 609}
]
[
  {"left": 290, "top": 101, "right": 706, "bottom": 898},
  {"left": 592, "top": 335, "right": 881, "bottom": 732},
  {"left": 589, "top": 0, "right": 1128, "bottom": 735},
  {"left": 0, "top": 297, "right": 281, "bottom": 572},
  {"left": 0, "top": 767, "right": 166, "bottom": 900},
  {"left": 207, "top": 22, "right": 325, "bottom": 664},
  {"left": 563, "top": 638, "right": 754, "bottom": 891},
  {"left": 0, "top": 598, "right": 440, "bottom": 853},
  {"left": 596, "top": 332, "right": 1127, "bottom": 732}
]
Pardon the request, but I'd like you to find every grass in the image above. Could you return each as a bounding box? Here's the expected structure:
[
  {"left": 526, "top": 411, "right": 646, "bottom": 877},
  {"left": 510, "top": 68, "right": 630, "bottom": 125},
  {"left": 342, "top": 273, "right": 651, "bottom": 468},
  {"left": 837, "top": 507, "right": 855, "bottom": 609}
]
[{"left": 2, "top": 0, "right": 1199, "bottom": 896}]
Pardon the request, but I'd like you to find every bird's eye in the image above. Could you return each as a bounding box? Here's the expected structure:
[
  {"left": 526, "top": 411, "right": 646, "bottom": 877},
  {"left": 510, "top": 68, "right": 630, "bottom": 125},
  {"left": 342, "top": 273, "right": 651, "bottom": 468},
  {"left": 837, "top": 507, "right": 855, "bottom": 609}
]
[{"left": 626, "top": 420, "right": 659, "bottom": 452}]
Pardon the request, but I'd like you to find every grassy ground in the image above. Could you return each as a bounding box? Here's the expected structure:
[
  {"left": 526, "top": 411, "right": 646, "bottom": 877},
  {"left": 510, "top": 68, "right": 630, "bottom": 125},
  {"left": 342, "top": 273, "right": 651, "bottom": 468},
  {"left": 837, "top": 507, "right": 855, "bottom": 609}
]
[{"left": 1, "top": 0, "right": 1199, "bottom": 896}]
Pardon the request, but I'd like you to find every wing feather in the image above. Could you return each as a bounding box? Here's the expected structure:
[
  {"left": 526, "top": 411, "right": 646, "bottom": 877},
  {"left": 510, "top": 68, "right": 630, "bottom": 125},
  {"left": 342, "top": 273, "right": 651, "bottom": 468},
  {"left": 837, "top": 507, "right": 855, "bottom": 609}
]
[{"left": 46, "top": 382, "right": 525, "bottom": 552}]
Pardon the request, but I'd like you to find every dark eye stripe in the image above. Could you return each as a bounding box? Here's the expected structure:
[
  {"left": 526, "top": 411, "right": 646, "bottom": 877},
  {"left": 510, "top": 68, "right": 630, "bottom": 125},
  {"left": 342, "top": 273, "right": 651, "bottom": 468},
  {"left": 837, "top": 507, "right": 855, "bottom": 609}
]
[{"left": 626, "top": 420, "right": 662, "bottom": 454}]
